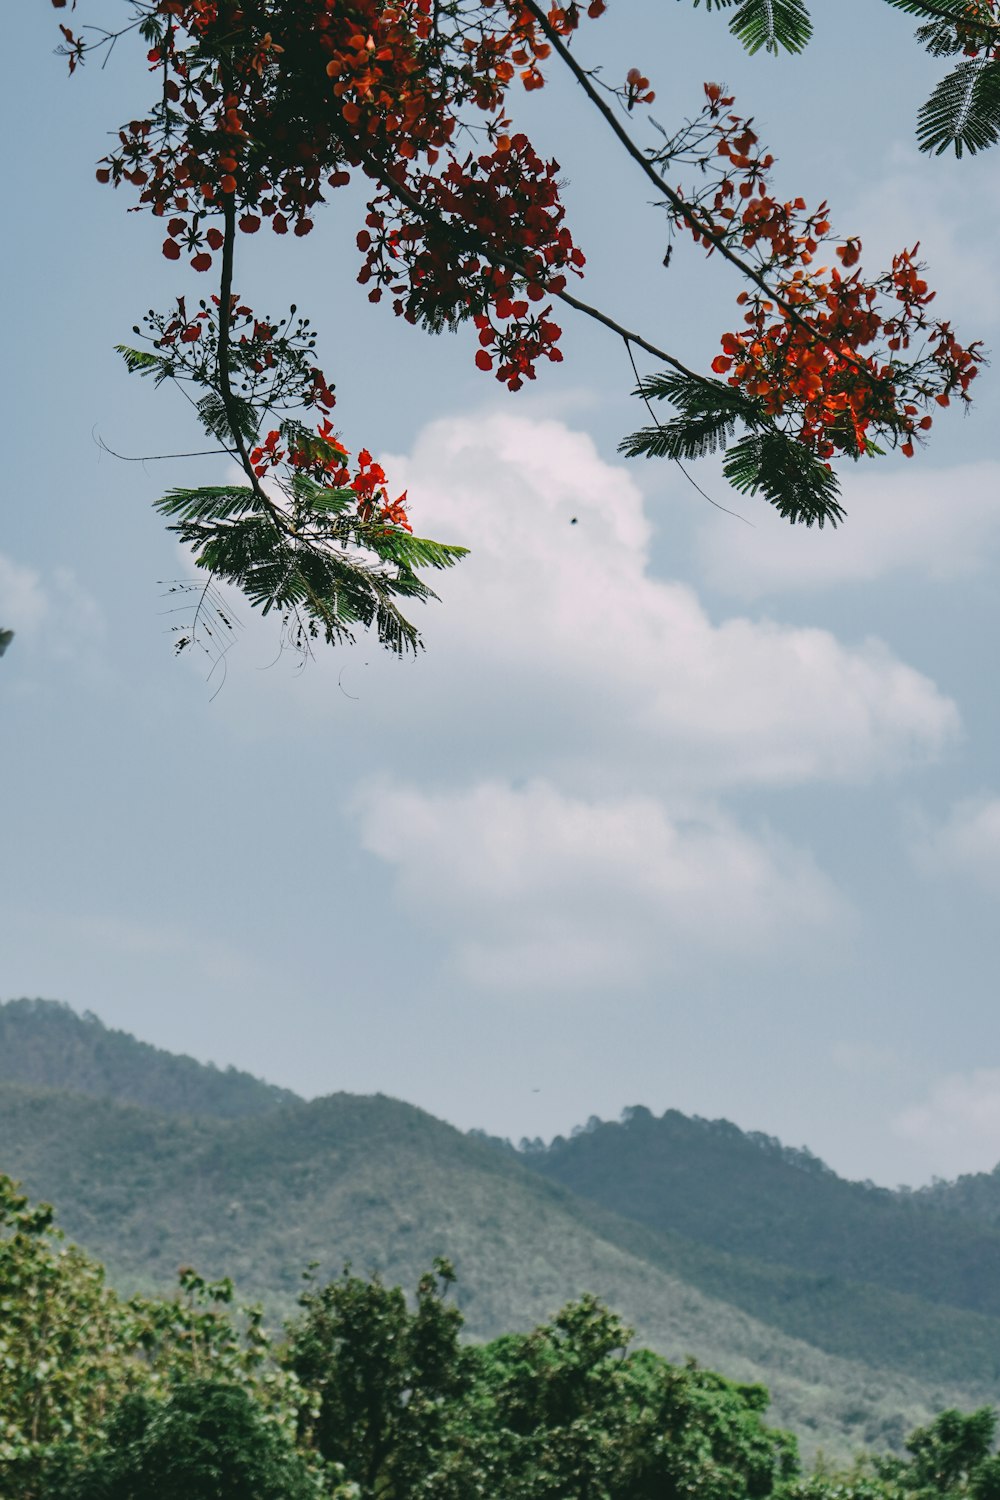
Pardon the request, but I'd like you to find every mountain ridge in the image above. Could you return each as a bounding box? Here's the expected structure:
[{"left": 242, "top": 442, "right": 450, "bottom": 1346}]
[
  {"left": 0, "top": 997, "right": 300, "bottom": 1118},
  {"left": 2, "top": 998, "right": 999, "bottom": 1461}
]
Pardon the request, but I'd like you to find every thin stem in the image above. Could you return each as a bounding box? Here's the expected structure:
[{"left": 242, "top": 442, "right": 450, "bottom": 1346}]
[
  {"left": 216, "top": 191, "right": 290, "bottom": 529},
  {"left": 623, "top": 339, "right": 752, "bottom": 524},
  {"left": 522, "top": 0, "right": 886, "bottom": 390},
  {"left": 337, "top": 123, "right": 708, "bottom": 385},
  {"left": 95, "top": 436, "right": 230, "bottom": 462}
]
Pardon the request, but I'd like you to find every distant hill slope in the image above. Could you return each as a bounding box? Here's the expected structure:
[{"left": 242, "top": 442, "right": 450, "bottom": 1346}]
[
  {"left": 0, "top": 1079, "right": 987, "bottom": 1461},
  {"left": 908, "top": 1167, "right": 1000, "bottom": 1228},
  {"left": 555, "top": 1190, "right": 1000, "bottom": 1396},
  {"left": 5, "top": 1002, "right": 1000, "bottom": 1460},
  {"left": 0, "top": 999, "right": 299, "bottom": 1118},
  {"left": 516, "top": 1106, "right": 1000, "bottom": 1320}
]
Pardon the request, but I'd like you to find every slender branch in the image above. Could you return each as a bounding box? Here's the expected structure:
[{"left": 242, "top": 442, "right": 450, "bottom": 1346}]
[
  {"left": 623, "top": 339, "right": 752, "bottom": 524},
  {"left": 95, "top": 434, "right": 231, "bottom": 462},
  {"left": 215, "top": 190, "right": 291, "bottom": 530},
  {"left": 522, "top": 0, "right": 888, "bottom": 390},
  {"left": 216, "top": 192, "right": 254, "bottom": 477},
  {"left": 335, "top": 121, "right": 709, "bottom": 385}
]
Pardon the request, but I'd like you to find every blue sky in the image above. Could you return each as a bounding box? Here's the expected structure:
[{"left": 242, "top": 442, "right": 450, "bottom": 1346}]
[{"left": 5, "top": 0, "right": 1000, "bottom": 1186}]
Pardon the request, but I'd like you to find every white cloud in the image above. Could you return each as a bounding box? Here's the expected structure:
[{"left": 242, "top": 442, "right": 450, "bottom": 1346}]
[
  {"left": 893, "top": 1069, "right": 1000, "bottom": 1176},
  {"left": 0, "top": 553, "right": 49, "bottom": 631},
  {"left": 695, "top": 462, "right": 1000, "bottom": 599},
  {"left": 847, "top": 145, "right": 1000, "bottom": 332},
  {"left": 353, "top": 778, "right": 847, "bottom": 988},
  {"left": 204, "top": 410, "right": 960, "bottom": 988},
  {"left": 0, "top": 552, "right": 106, "bottom": 667},
  {"left": 912, "top": 796, "right": 1000, "bottom": 893},
  {"left": 367, "top": 412, "right": 960, "bottom": 787}
]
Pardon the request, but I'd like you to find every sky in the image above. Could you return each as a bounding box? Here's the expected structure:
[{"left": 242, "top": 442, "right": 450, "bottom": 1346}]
[{"left": 4, "top": 0, "right": 1000, "bottom": 1188}]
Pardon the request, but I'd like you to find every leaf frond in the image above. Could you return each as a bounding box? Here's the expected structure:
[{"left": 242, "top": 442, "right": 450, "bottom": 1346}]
[
  {"left": 689, "top": 0, "right": 813, "bottom": 53},
  {"left": 917, "top": 56, "right": 1000, "bottom": 154},
  {"left": 115, "top": 345, "right": 175, "bottom": 385},
  {"left": 196, "top": 390, "right": 259, "bottom": 444},
  {"left": 723, "top": 431, "right": 845, "bottom": 527}
]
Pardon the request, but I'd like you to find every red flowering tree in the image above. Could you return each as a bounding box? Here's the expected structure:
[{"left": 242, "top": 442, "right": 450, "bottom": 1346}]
[{"left": 51, "top": 0, "right": 996, "bottom": 658}]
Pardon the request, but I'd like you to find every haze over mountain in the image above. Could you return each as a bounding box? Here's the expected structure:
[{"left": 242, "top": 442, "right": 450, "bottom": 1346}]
[
  {"left": 512, "top": 1106, "right": 1000, "bottom": 1317},
  {"left": 0, "top": 997, "right": 299, "bottom": 1117},
  {"left": 1, "top": 998, "right": 998, "bottom": 1461}
]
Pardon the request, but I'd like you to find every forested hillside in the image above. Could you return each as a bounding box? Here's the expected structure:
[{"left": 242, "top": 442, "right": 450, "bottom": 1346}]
[
  {"left": 515, "top": 1107, "right": 1000, "bottom": 1318},
  {"left": 908, "top": 1168, "right": 1000, "bottom": 1228},
  {"left": 0, "top": 999, "right": 298, "bottom": 1118},
  {"left": 2, "top": 999, "right": 999, "bottom": 1460},
  {"left": 7, "top": 1163, "right": 999, "bottom": 1500}
]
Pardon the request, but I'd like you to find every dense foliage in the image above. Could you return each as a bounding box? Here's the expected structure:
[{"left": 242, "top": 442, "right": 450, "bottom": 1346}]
[
  {"left": 48, "top": 0, "right": 996, "bottom": 659},
  {"left": 4, "top": 1169, "right": 1000, "bottom": 1499},
  {"left": 55, "top": 1381, "right": 323, "bottom": 1500},
  {"left": 0, "top": 999, "right": 298, "bottom": 1119},
  {"left": 6, "top": 1001, "right": 1000, "bottom": 1457},
  {"left": 0, "top": 1175, "right": 320, "bottom": 1498},
  {"left": 517, "top": 1106, "right": 1000, "bottom": 1319}
]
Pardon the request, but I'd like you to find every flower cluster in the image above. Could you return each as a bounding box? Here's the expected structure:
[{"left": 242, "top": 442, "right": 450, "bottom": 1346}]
[
  {"left": 139, "top": 296, "right": 336, "bottom": 415},
  {"left": 250, "top": 421, "right": 413, "bottom": 532},
  {"left": 357, "top": 131, "right": 585, "bottom": 386},
  {"left": 672, "top": 85, "right": 983, "bottom": 457},
  {"left": 63, "top": 0, "right": 606, "bottom": 400},
  {"left": 54, "top": 0, "right": 985, "bottom": 560}
]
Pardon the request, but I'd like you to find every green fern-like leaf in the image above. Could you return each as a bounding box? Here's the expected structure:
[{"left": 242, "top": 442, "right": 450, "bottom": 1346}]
[
  {"left": 153, "top": 482, "right": 465, "bottom": 657},
  {"left": 915, "top": 19, "right": 967, "bottom": 56},
  {"left": 619, "top": 371, "right": 766, "bottom": 461},
  {"left": 115, "top": 345, "right": 175, "bottom": 384},
  {"left": 196, "top": 390, "right": 259, "bottom": 444},
  {"left": 288, "top": 473, "right": 355, "bottom": 516},
  {"left": 882, "top": 0, "right": 987, "bottom": 22},
  {"left": 689, "top": 0, "right": 813, "bottom": 54},
  {"left": 619, "top": 414, "right": 738, "bottom": 462},
  {"left": 620, "top": 368, "right": 842, "bottom": 525},
  {"left": 155, "top": 486, "right": 260, "bottom": 523},
  {"left": 631, "top": 370, "right": 764, "bottom": 419},
  {"left": 723, "top": 431, "right": 845, "bottom": 526},
  {"left": 375, "top": 533, "right": 470, "bottom": 572},
  {"left": 916, "top": 56, "right": 1000, "bottom": 155},
  {"left": 729, "top": 0, "right": 812, "bottom": 54}
]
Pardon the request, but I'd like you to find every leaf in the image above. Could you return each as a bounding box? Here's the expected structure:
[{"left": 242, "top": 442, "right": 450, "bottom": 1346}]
[
  {"left": 288, "top": 473, "right": 354, "bottom": 516},
  {"left": 631, "top": 370, "right": 764, "bottom": 422},
  {"left": 153, "top": 483, "right": 464, "bottom": 657},
  {"left": 619, "top": 416, "right": 737, "bottom": 461},
  {"left": 196, "top": 391, "right": 259, "bottom": 445},
  {"left": 916, "top": 56, "right": 1000, "bottom": 155},
  {"left": 115, "top": 344, "right": 175, "bottom": 385},
  {"left": 619, "top": 371, "right": 766, "bottom": 461},
  {"left": 374, "top": 533, "right": 470, "bottom": 571},
  {"left": 882, "top": 0, "right": 983, "bottom": 21},
  {"left": 727, "top": 0, "right": 813, "bottom": 54},
  {"left": 688, "top": 0, "right": 813, "bottom": 54},
  {"left": 723, "top": 430, "right": 845, "bottom": 527},
  {"left": 915, "top": 19, "right": 967, "bottom": 57},
  {"left": 155, "top": 486, "right": 260, "bottom": 523}
]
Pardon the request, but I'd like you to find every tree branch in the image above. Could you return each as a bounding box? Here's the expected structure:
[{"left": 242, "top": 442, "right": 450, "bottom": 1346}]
[
  {"left": 522, "top": 0, "right": 890, "bottom": 391},
  {"left": 335, "top": 122, "right": 710, "bottom": 386}
]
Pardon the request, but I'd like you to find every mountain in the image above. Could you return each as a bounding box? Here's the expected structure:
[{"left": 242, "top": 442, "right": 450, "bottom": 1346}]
[
  {"left": 0, "top": 1076, "right": 983, "bottom": 1460},
  {"left": 515, "top": 1106, "right": 1000, "bottom": 1319},
  {"left": 907, "top": 1167, "right": 1000, "bottom": 1228},
  {"left": 0, "top": 998, "right": 299, "bottom": 1118},
  {"left": 1, "top": 999, "right": 998, "bottom": 1461}
]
